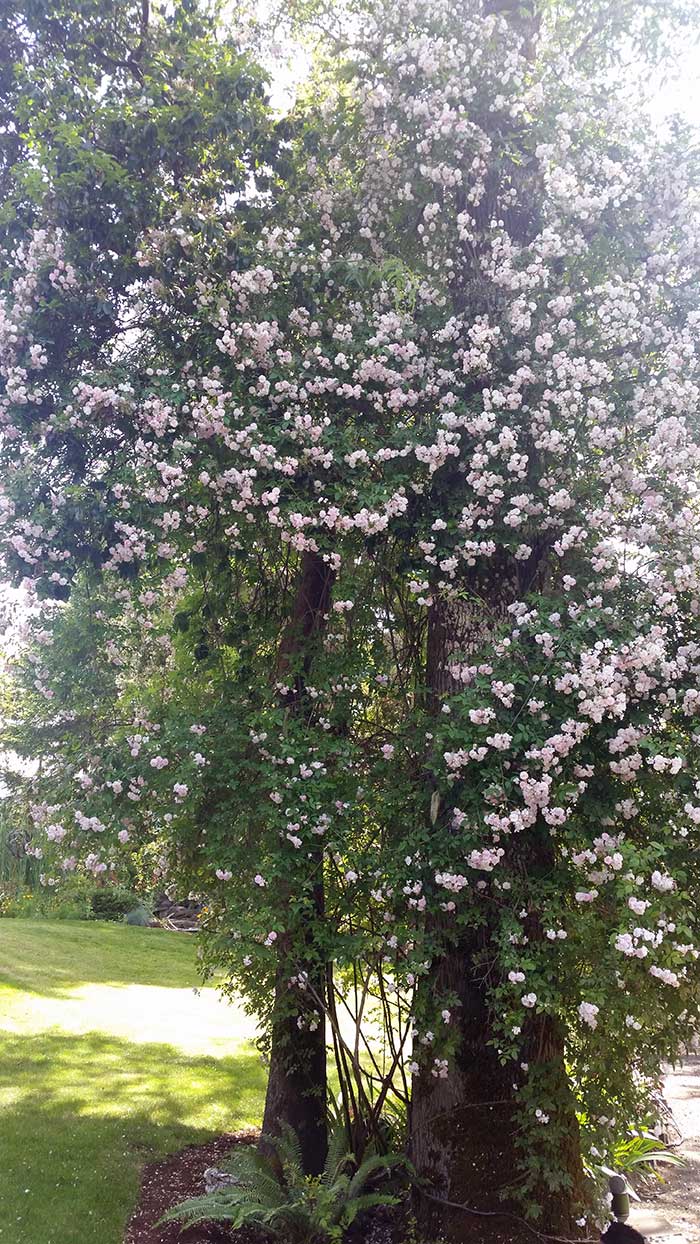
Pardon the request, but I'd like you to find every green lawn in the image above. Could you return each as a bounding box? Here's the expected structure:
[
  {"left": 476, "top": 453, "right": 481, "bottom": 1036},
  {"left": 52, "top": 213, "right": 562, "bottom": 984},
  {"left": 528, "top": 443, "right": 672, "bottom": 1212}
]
[{"left": 0, "top": 920, "right": 265, "bottom": 1244}]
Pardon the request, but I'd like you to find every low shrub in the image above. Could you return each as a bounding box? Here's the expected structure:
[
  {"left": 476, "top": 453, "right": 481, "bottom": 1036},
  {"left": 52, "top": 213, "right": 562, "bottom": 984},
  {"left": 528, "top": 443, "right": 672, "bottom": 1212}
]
[
  {"left": 1, "top": 882, "right": 149, "bottom": 922},
  {"left": 0, "top": 890, "right": 35, "bottom": 918},
  {"left": 0, "top": 883, "right": 93, "bottom": 920},
  {"left": 90, "top": 887, "right": 141, "bottom": 922}
]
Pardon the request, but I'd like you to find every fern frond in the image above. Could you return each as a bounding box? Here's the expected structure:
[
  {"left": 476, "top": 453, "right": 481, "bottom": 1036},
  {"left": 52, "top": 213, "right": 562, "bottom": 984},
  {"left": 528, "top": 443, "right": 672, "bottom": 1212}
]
[
  {"left": 341, "top": 1191, "right": 400, "bottom": 1228},
  {"left": 324, "top": 1171, "right": 351, "bottom": 1204},
  {"left": 322, "top": 1120, "right": 352, "bottom": 1186},
  {"left": 347, "top": 1152, "right": 410, "bottom": 1198},
  {"left": 223, "top": 1144, "right": 275, "bottom": 1178},
  {"left": 261, "top": 1201, "right": 321, "bottom": 1241},
  {"left": 219, "top": 1149, "right": 289, "bottom": 1207},
  {"left": 159, "top": 1190, "right": 260, "bottom": 1228},
  {"left": 275, "top": 1122, "right": 306, "bottom": 1188}
]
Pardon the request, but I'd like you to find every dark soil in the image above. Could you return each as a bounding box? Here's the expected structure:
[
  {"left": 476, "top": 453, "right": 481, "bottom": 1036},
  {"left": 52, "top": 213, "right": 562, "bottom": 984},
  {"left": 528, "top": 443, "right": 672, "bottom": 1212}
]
[{"left": 124, "top": 1131, "right": 262, "bottom": 1244}]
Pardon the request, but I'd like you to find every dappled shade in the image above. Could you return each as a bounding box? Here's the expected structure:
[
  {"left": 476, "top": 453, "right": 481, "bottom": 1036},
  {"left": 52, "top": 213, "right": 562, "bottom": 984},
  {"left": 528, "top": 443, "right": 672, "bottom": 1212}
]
[{"left": 0, "top": 923, "right": 266, "bottom": 1244}]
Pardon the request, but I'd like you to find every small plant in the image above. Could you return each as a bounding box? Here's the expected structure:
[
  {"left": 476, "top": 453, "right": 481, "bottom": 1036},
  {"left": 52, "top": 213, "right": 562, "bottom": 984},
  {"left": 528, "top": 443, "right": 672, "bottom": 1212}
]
[
  {"left": 587, "top": 1129, "right": 684, "bottom": 1200},
  {"left": 609, "top": 1131, "right": 684, "bottom": 1181},
  {"left": 161, "top": 1123, "right": 411, "bottom": 1242}
]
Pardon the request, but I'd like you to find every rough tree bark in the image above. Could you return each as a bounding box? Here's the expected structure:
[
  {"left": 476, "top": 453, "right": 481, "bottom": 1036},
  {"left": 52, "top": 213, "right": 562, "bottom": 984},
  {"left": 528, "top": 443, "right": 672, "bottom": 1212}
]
[
  {"left": 410, "top": 570, "right": 586, "bottom": 1242},
  {"left": 260, "top": 549, "right": 334, "bottom": 1176}
]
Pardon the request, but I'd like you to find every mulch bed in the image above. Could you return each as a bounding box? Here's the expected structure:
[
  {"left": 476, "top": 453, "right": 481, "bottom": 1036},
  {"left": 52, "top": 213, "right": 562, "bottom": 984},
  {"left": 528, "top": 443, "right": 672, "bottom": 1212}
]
[
  {"left": 124, "top": 1130, "right": 405, "bottom": 1244},
  {"left": 124, "top": 1131, "right": 262, "bottom": 1244},
  {"left": 123, "top": 1131, "right": 531, "bottom": 1243}
]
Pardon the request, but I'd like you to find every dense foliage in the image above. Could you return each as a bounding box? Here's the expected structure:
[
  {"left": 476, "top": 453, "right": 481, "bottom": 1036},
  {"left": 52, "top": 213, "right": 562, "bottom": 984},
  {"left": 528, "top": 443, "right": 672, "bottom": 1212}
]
[{"left": 2, "top": 0, "right": 700, "bottom": 1235}]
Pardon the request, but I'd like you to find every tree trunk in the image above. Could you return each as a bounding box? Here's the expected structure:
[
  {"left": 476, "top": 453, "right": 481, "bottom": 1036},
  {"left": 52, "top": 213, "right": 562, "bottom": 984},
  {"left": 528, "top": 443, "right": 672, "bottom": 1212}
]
[
  {"left": 410, "top": 588, "right": 586, "bottom": 1241},
  {"left": 260, "top": 550, "right": 334, "bottom": 1176},
  {"left": 262, "top": 918, "right": 328, "bottom": 1176}
]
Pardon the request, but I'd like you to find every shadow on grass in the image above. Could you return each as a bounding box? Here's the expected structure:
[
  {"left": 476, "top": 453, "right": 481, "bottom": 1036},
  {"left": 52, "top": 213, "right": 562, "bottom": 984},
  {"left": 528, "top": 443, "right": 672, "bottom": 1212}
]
[{"left": 0, "top": 1029, "right": 266, "bottom": 1244}]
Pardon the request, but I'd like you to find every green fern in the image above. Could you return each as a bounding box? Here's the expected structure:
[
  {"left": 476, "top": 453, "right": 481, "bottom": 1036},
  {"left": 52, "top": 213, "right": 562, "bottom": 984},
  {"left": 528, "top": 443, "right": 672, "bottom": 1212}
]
[
  {"left": 160, "top": 1126, "right": 410, "bottom": 1242},
  {"left": 277, "top": 1121, "right": 306, "bottom": 1174},
  {"left": 322, "top": 1118, "right": 353, "bottom": 1186},
  {"left": 347, "top": 1151, "right": 408, "bottom": 1198}
]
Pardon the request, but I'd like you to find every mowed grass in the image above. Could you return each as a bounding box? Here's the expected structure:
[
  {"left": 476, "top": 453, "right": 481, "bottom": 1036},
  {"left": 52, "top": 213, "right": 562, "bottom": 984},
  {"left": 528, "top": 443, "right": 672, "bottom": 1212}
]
[{"left": 0, "top": 920, "right": 265, "bottom": 1244}]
